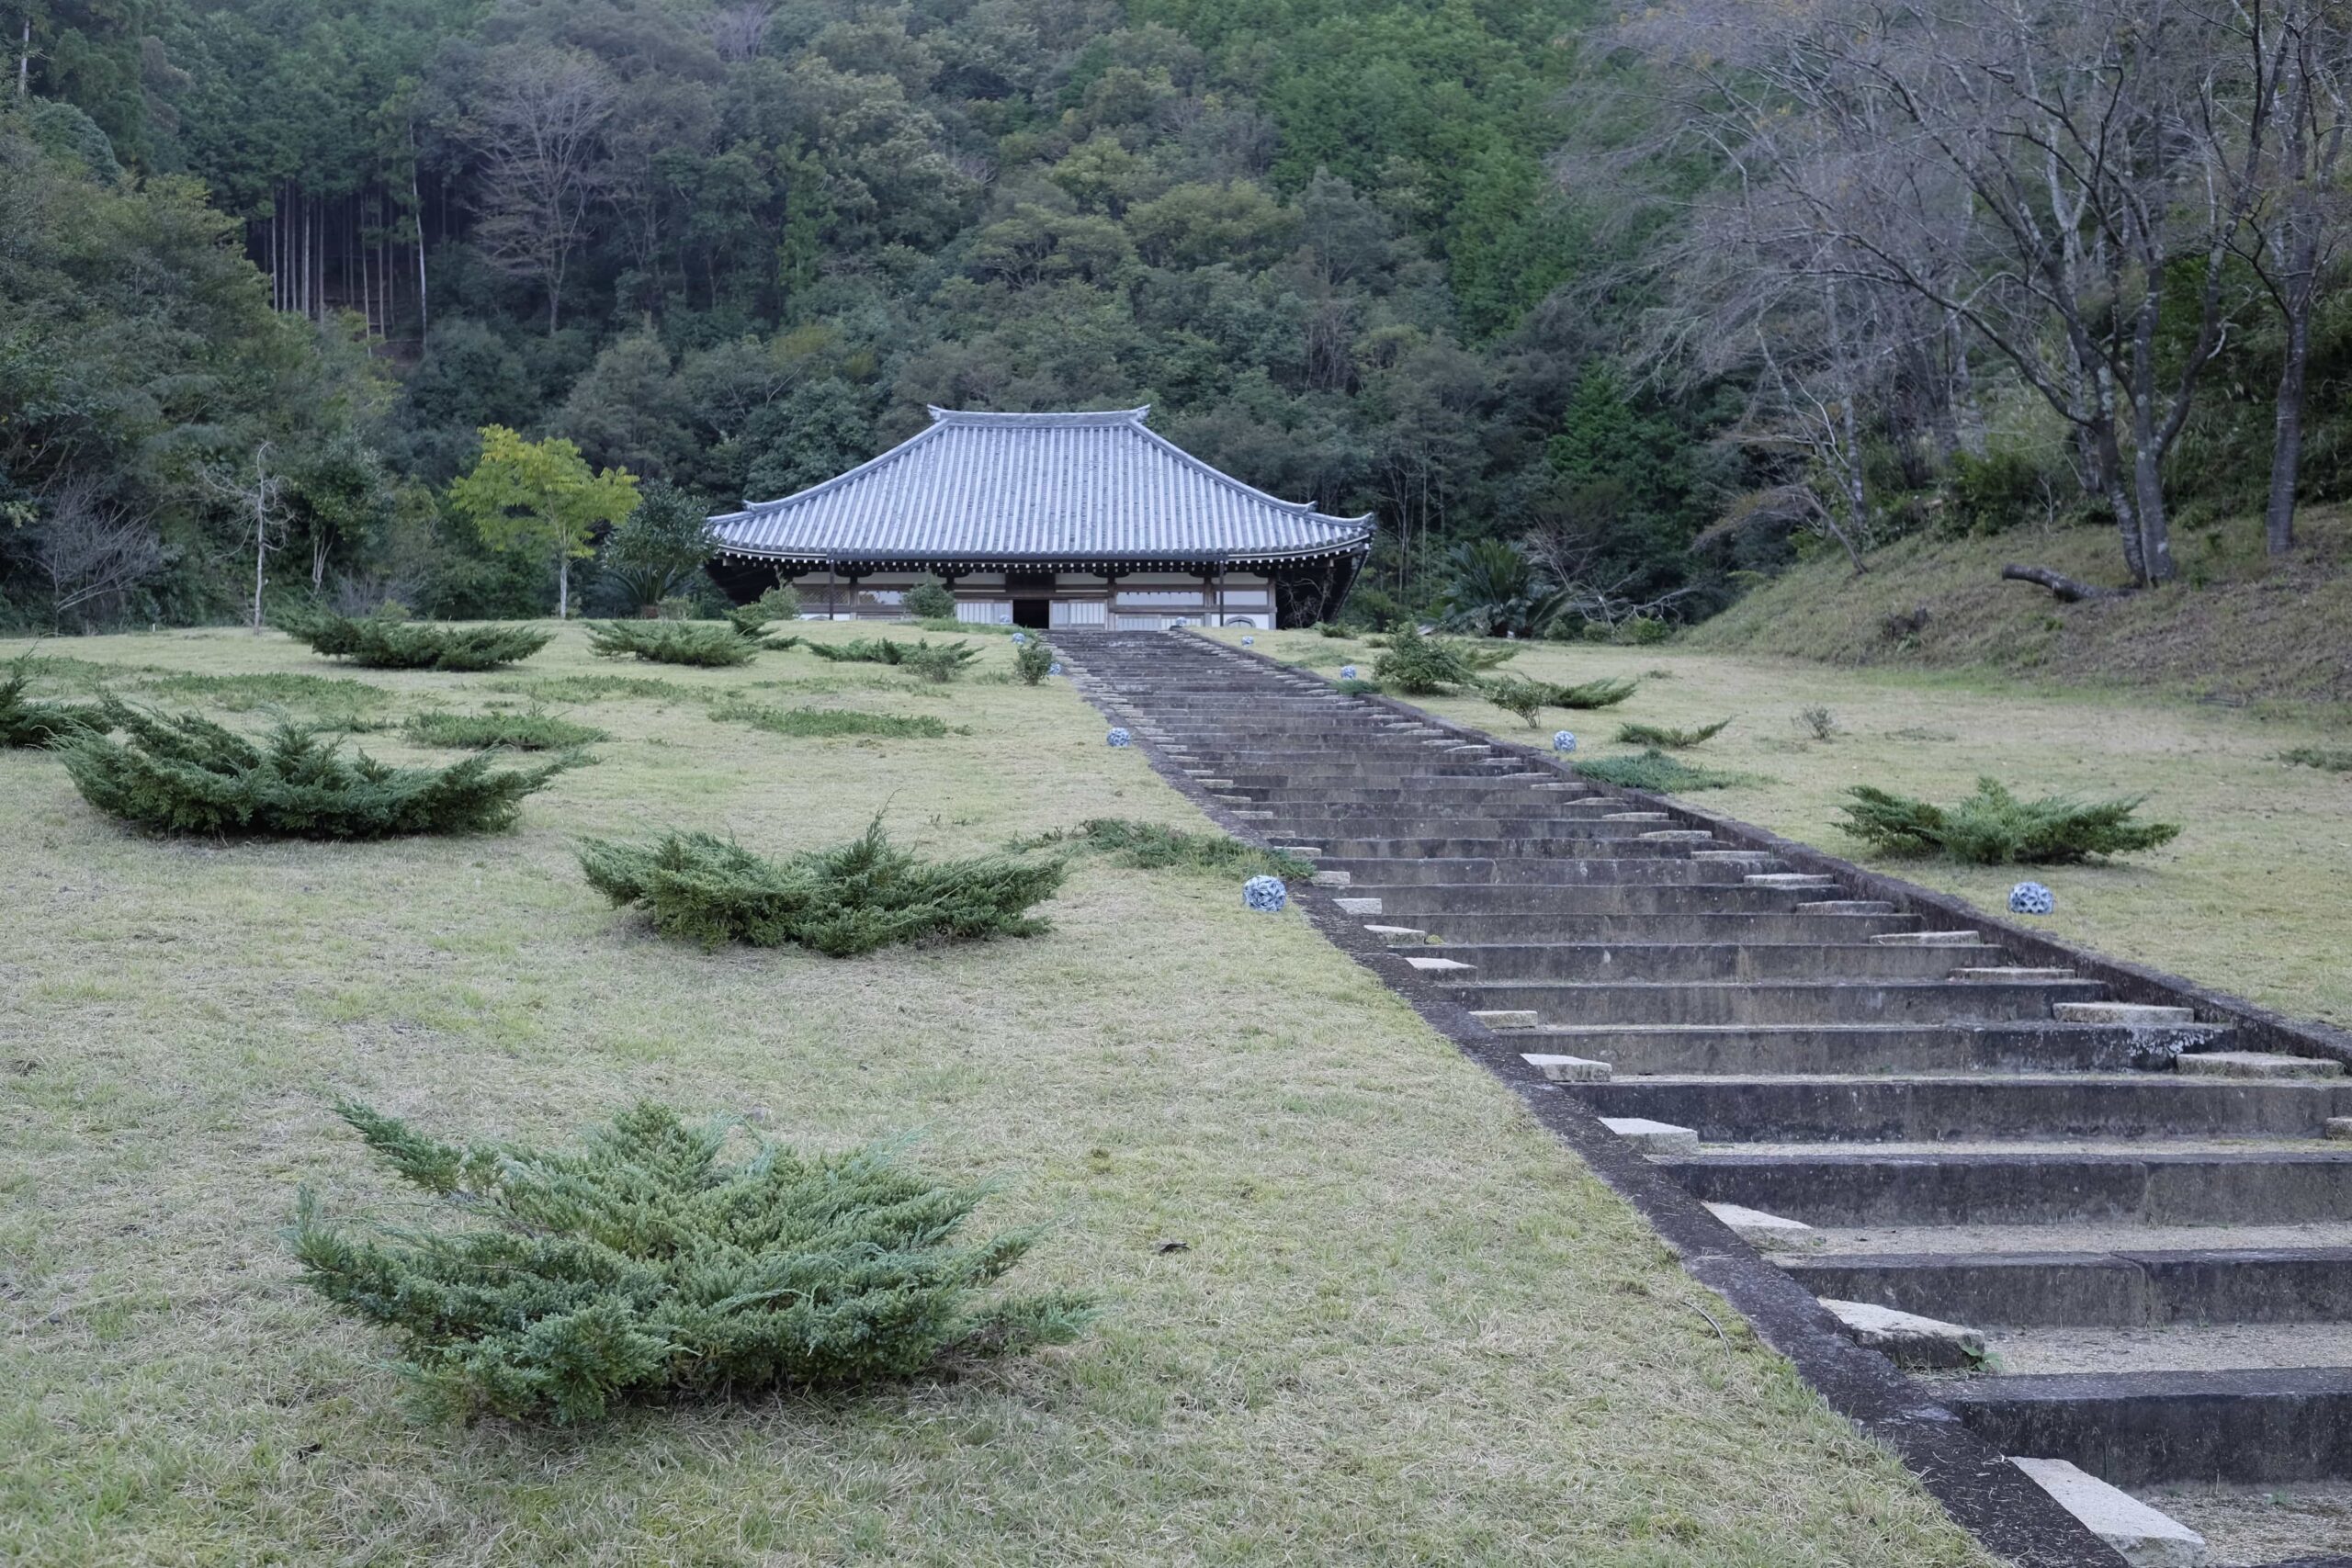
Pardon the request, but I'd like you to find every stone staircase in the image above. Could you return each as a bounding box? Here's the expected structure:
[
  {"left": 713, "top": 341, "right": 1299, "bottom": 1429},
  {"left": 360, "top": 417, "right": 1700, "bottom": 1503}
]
[{"left": 1063, "top": 629, "right": 2352, "bottom": 1567}]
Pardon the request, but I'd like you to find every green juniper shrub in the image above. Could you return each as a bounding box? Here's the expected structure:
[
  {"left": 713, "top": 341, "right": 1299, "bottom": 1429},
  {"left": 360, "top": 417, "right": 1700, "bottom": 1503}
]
[
  {"left": 1372, "top": 630, "right": 1513, "bottom": 694},
  {"left": 754, "top": 584, "right": 801, "bottom": 621},
  {"left": 1575, "top": 749, "right": 1750, "bottom": 793},
  {"left": 721, "top": 604, "right": 802, "bottom": 651},
  {"left": 0, "top": 661, "right": 103, "bottom": 746},
  {"left": 486, "top": 674, "right": 696, "bottom": 704},
  {"left": 1615, "top": 717, "right": 1733, "bottom": 750},
  {"left": 281, "top": 608, "right": 552, "bottom": 671},
  {"left": 586, "top": 620, "right": 781, "bottom": 667},
  {"left": 405, "top": 708, "right": 609, "bottom": 750},
  {"left": 1546, "top": 676, "right": 1639, "bottom": 710},
  {"left": 903, "top": 577, "right": 956, "bottom": 620},
  {"left": 1835, "top": 778, "right": 2182, "bottom": 864},
  {"left": 900, "top": 640, "right": 978, "bottom": 683},
  {"left": 709, "top": 698, "right": 954, "bottom": 739},
  {"left": 578, "top": 819, "right": 1067, "bottom": 955},
  {"left": 1333, "top": 677, "right": 1384, "bottom": 696},
  {"left": 288, "top": 1100, "right": 1094, "bottom": 1425},
  {"left": 1796, "top": 705, "right": 1838, "bottom": 741},
  {"left": 2280, "top": 746, "right": 2352, "bottom": 773},
  {"left": 142, "top": 671, "right": 395, "bottom": 714},
  {"left": 1014, "top": 818, "right": 1313, "bottom": 880},
  {"left": 1619, "top": 616, "right": 1674, "bottom": 646},
  {"left": 1481, "top": 675, "right": 1553, "bottom": 728},
  {"left": 1012, "top": 637, "right": 1056, "bottom": 685},
  {"left": 62, "top": 697, "right": 570, "bottom": 837}
]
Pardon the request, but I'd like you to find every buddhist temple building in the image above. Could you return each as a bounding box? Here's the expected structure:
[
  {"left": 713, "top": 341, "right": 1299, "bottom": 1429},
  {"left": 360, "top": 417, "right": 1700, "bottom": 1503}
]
[{"left": 706, "top": 406, "right": 1374, "bottom": 630}]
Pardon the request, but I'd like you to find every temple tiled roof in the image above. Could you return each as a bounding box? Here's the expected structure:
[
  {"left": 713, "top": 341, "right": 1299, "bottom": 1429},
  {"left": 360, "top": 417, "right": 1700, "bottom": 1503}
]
[{"left": 709, "top": 407, "right": 1374, "bottom": 567}]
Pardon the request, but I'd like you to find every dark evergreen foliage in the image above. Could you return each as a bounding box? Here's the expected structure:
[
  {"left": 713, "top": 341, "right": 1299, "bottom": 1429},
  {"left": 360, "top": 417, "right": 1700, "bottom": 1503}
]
[
  {"left": 1372, "top": 631, "right": 1517, "bottom": 694},
  {"left": 1575, "top": 749, "right": 1749, "bottom": 792},
  {"left": 2280, "top": 746, "right": 2352, "bottom": 773},
  {"left": 1012, "top": 639, "right": 1056, "bottom": 686},
  {"left": 0, "top": 664, "right": 103, "bottom": 747},
  {"left": 1016, "top": 818, "right": 1313, "bottom": 880},
  {"left": 288, "top": 1100, "right": 1094, "bottom": 1424},
  {"left": 62, "top": 698, "right": 568, "bottom": 837},
  {"left": 1614, "top": 717, "right": 1733, "bottom": 749},
  {"left": 283, "top": 610, "right": 552, "bottom": 671},
  {"left": 709, "top": 700, "right": 953, "bottom": 739},
  {"left": 1836, "top": 778, "right": 2183, "bottom": 864},
  {"left": 578, "top": 821, "right": 1067, "bottom": 956},
  {"left": 802, "top": 637, "right": 973, "bottom": 671},
  {"left": 404, "top": 709, "right": 608, "bottom": 750},
  {"left": 586, "top": 620, "right": 782, "bottom": 667}
]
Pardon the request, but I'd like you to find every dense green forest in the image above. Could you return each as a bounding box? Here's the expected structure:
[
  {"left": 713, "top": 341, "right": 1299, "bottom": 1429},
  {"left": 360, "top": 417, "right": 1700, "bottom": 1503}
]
[{"left": 6, "top": 0, "right": 2348, "bottom": 632}]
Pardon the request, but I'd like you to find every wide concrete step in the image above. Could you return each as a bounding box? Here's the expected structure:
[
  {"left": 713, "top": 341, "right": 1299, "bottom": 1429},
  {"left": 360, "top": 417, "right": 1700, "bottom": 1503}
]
[
  {"left": 1376, "top": 913, "right": 1925, "bottom": 945},
  {"left": 1315, "top": 835, "right": 1724, "bottom": 860},
  {"left": 1322, "top": 857, "right": 1766, "bottom": 888},
  {"left": 1359, "top": 884, "right": 1897, "bottom": 917},
  {"left": 1657, "top": 1148, "right": 2352, "bottom": 1225},
  {"left": 1428, "top": 941, "right": 2009, "bottom": 983},
  {"left": 1784, "top": 1247, "right": 2352, "bottom": 1327},
  {"left": 1520, "top": 1021, "right": 2211, "bottom": 1075},
  {"left": 1986, "top": 1319, "right": 2352, "bottom": 1375},
  {"left": 1573, "top": 1074, "right": 2352, "bottom": 1141},
  {"left": 1442, "top": 977, "right": 2103, "bottom": 1026},
  {"left": 1940, "top": 1366, "right": 2352, "bottom": 1484}
]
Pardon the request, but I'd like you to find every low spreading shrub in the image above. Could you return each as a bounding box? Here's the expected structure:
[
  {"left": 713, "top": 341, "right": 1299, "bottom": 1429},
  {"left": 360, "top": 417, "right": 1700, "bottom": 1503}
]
[
  {"left": 1575, "top": 749, "right": 1750, "bottom": 793},
  {"left": 282, "top": 610, "right": 552, "bottom": 671},
  {"left": 710, "top": 699, "right": 954, "bottom": 739},
  {"left": 1372, "top": 630, "right": 1516, "bottom": 694},
  {"left": 288, "top": 1100, "right": 1093, "bottom": 1424},
  {"left": 405, "top": 709, "right": 608, "bottom": 750},
  {"left": 1480, "top": 674, "right": 1638, "bottom": 726},
  {"left": 1333, "top": 677, "right": 1383, "bottom": 696},
  {"left": 1835, "top": 778, "right": 2182, "bottom": 864},
  {"left": 901, "top": 641, "right": 978, "bottom": 682},
  {"left": 143, "top": 671, "right": 394, "bottom": 714},
  {"left": 1548, "top": 676, "right": 1639, "bottom": 709},
  {"left": 486, "top": 674, "right": 697, "bottom": 705},
  {"left": 1795, "top": 705, "right": 1839, "bottom": 741},
  {"left": 0, "top": 662, "right": 103, "bottom": 746},
  {"left": 2280, "top": 746, "right": 2352, "bottom": 773},
  {"left": 1615, "top": 717, "right": 1733, "bottom": 750},
  {"left": 587, "top": 620, "right": 786, "bottom": 667},
  {"left": 1015, "top": 818, "right": 1313, "bottom": 879},
  {"left": 1013, "top": 638, "right": 1055, "bottom": 685},
  {"left": 62, "top": 698, "right": 568, "bottom": 837},
  {"left": 578, "top": 820, "right": 1066, "bottom": 955},
  {"left": 802, "top": 637, "right": 971, "bottom": 673}
]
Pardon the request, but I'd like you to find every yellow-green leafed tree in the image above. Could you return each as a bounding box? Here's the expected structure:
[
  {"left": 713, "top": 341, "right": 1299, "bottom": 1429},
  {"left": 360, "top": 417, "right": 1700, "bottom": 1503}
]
[{"left": 448, "top": 426, "right": 639, "bottom": 619}]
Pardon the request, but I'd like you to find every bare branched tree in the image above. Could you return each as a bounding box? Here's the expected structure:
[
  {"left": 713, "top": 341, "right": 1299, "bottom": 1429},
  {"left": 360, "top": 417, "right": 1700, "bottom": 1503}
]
[
  {"left": 707, "top": 4, "right": 775, "bottom": 64},
  {"left": 469, "top": 47, "right": 618, "bottom": 334},
  {"left": 201, "top": 443, "right": 290, "bottom": 634},
  {"left": 25, "top": 478, "right": 166, "bottom": 628}
]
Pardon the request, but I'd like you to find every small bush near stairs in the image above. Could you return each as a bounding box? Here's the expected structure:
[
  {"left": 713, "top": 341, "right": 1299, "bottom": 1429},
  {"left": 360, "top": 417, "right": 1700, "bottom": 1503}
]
[{"left": 289, "top": 1100, "right": 1093, "bottom": 1423}]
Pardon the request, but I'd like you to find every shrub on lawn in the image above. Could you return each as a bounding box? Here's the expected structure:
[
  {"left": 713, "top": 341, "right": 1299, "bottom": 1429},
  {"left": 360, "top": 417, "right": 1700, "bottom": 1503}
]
[
  {"left": 282, "top": 610, "right": 552, "bottom": 671},
  {"left": 802, "top": 637, "right": 972, "bottom": 673},
  {"left": 1835, "top": 777, "right": 2182, "bottom": 864},
  {"left": 486, "top": 674, "right": 695, "bottom": 705},
  {"left": 578, "top": 819, "right": 1066, "bottom": 955},
  {"left": 1575, "top": 748, "right": 1749, "bottom": 792},
  {"left": 1016, "top": 818, "right": 1313, "bottom": 879},
  {"left": 1547, "top": 676, "right": 1639, "bottom": 709},
  {"left": 587, "top": 620, "right": 786, "bottom": 667},
  {"left": 2281, "top": 746, "right": 2352, "bottom": 773},
  {"left": 901, "top": 640, "right": 978, "bottom": 682},
  {"left": 1333, "top": 677, "right": 1383, "bottom": 695},
  {"left": 405, "top": 709, "right": 608, "bottom": 750},
  {"left": 1013, "top": 637, "right": 1055, "bottom": 685},
  {"left": 1615, "top": 718, "right": 1733, "bottom": 750},
  {"left": 1373, "top": 630, "right": 1515, "bottom": 694},
  {"left": 62, "top": 698, "right": 569, "bottom": 837},
  {"left": 904, "top": 577, "right": 956, "bottom": 619},
  {"left": 1480, "top": 674, "right": 1641, "bottom": 727},
  {"left": 710, "top": 699, "right": 954, "bottom": 739},
  {"left": 0, "top": 661, "right": 102, "bottom": 746},
  {"left": 288, "top": 1100, "right": 1093, "bottom": 1424}
]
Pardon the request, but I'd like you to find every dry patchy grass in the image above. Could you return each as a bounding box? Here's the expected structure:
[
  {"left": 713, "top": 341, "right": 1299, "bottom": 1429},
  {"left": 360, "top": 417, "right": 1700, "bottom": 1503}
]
[
  {"left": 0, "top": 622, "right": 1994, "bottom": 1567},
  {"left": 1229, "top": 627, "right": 2352, "bottom": 1030}
]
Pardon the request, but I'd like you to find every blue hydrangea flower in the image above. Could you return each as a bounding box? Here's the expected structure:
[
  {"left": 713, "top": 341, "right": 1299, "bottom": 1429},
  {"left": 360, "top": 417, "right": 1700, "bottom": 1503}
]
[
  {"left": 1243, "top": 874, "right": 1287, "bottom": 913},
  {"left": 1340, "top": 665, "right": 1358, "bottom": 681},
  {"left": 1241, "top": 635, "right": 1254, "bottom": 646},
  {"left": 1553, "top": 730, "right": 1577, "bottom": 753},
  {"left": 2009, "top": 881, "right": 2055, "bottom": 916},
  {"left": 1105, "top": 728, "right": 1132, "bottom": 748},
  {"left": 1011, "top": 632, "right": 1027, "bottom": 644},
  {"left": 1048, "top": 661, "right": 1064, "bottom": 676}
]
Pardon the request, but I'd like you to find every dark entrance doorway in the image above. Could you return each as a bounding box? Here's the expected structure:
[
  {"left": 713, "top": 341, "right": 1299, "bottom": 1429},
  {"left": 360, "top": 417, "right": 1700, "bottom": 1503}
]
[{"left": 1012, "top": 598, "right": 1051, "bottom": 629}]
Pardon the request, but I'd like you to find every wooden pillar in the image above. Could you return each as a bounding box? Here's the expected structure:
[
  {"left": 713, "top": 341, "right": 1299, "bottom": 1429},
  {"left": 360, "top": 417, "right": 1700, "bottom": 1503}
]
[{"left": 825, "top": 563, "right": 836, "bottom": 620}]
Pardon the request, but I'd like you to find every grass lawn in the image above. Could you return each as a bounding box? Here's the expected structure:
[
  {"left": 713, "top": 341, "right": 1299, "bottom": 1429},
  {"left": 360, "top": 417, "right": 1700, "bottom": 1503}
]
[
  {"left": 1223, "top": 627, "right": 2352, "bottom": 1030},
  {"left": 0, "top": 623, "right": 1995, "bottom": 1566}
]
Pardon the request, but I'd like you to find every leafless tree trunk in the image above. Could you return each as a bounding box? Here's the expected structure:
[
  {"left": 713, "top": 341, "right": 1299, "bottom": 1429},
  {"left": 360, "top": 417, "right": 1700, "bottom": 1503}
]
[
  {"left": 204, "top": 444, "right": 288, "bottom": 634},
  {"left": 708, "top": 3, "right": 775, "bottom": 63},
  {"left": 469, "top": 47, "right": 617, "bottom": 335}
]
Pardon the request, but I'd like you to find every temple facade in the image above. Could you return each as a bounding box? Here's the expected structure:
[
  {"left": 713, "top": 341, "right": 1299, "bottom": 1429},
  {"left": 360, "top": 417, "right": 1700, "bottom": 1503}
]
[{"left": 706, "top": 407, "right": 1374, "bottom": 630}]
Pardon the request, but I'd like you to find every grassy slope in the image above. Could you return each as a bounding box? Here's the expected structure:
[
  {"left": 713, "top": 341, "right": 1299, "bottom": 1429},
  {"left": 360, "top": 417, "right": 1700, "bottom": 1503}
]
[
  {"left": 0, "top": 624, "right": 1991, "bottom": 1567},
  {"left": 1225, "top": 628, "right": 2352, "bottom": 1031},
  {"left": 1684, "top": 506, "right": 2352, "bottom": 706}
]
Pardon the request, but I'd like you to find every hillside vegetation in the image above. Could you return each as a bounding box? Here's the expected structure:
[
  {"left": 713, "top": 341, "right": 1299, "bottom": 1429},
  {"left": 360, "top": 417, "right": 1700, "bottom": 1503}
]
[{"left": 1687, "top": 509, "right": 2352, "bottom": 706}]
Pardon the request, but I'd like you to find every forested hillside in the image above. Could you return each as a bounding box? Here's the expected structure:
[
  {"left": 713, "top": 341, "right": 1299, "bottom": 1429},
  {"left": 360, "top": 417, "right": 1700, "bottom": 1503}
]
[{"left": 6, "top": 0, "right": 2351, "bottom": 635}]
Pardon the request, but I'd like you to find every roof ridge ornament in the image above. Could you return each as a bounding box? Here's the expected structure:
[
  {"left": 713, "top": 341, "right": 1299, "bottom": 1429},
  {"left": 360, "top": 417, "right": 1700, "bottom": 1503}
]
[{"left": 926, "top": 405, "right": 1151, "bottom": 426}]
